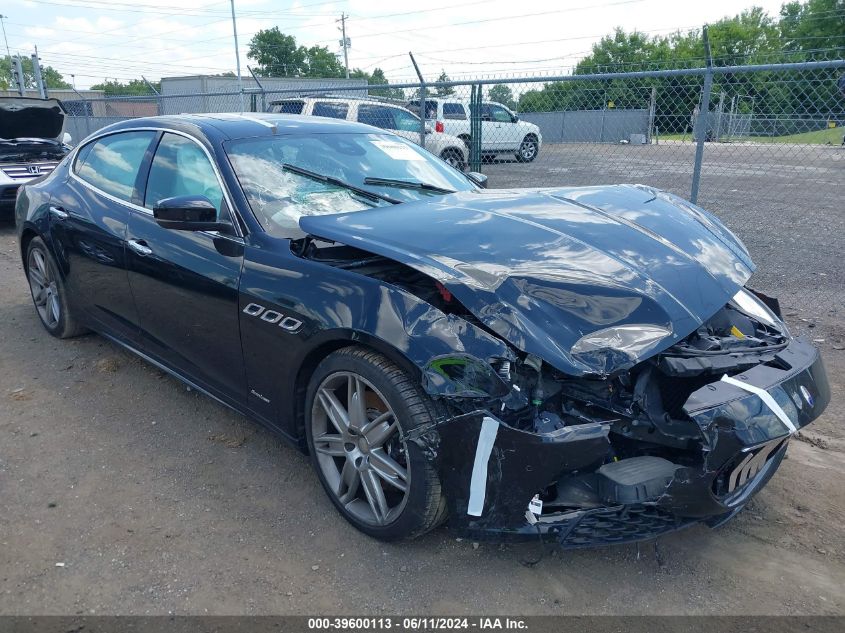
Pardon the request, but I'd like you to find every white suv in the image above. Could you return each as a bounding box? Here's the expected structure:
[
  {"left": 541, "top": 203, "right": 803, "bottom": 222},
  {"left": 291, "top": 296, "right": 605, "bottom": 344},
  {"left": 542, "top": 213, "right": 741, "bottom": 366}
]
[
  {"left": 269, "top": 97, "right": 468, "bottom": 170},
  {"left": 409, "top": 99, "right": 542, "bottom": 163}
]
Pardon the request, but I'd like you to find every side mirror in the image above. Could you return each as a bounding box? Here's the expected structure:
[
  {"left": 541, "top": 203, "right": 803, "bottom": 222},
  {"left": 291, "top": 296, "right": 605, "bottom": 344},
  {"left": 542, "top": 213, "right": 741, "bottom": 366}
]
[
  {"left": 424, "top": 122, "right": 434, "bottom": 134},
  {"left": 153, "top": 195, "right": 231, "bottom": 232},
  {"left": 511, "top": 115, "right": 519, "bottom": 123},
  {"left": 466, "top": 172, "right": 488, "bottom": 188},
  {"left": 61, "top": 132, "right": 73, "bottom": 146}
]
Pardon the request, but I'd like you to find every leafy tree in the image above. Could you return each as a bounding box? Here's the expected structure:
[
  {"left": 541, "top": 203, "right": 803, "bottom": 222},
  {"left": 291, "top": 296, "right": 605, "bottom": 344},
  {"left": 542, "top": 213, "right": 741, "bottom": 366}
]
[
  {"left": 780, "top": 0, "right": 845, "bottom": 59},
  {"left": 0, "top": 56, "right": 71, "bottom": 91},
  {"left": 351, "top": 67, "right": 405, "bottom": 99},
  {"left": 434, "top": 70, "right": 454, "bottom": 96},
  {"left": 488, "top": 84, "right": 516, "bottom": 109},
  {"left": 516, "top": 1, "right": 845, "bottom": 135},
  {"left": 248, "top": 28, "right": 346, "bottom": 78},
  {"left": 248, "top": 28, "right": 306, "bottom": 77},
  {"left": 303, "top": 45, "right": 345, "bottom": 78},
  {"left": 89, "top": 78, "right": 161, "bottom": 96}
]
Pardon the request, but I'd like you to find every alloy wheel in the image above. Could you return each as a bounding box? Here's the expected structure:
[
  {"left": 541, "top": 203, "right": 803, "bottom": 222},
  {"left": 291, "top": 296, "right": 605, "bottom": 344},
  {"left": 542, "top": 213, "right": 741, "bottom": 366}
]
[
  {"left": 520, "top": 139, "right": 537, "bottom": 160},
  {"left": 311, "top": 371, "right": 410, "bottom": 526},
  {"left": 28, "top": 248, "right": 61, "bottom": 329}
]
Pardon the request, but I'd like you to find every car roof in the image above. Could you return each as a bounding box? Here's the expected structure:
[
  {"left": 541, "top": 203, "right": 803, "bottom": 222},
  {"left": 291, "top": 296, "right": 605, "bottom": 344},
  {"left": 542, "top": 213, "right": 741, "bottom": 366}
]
[
  {"left": 271, "top": 96, "right": 417, "bottom": 111},
  {"left": 103, "top": 112, "right": 381, "bottom": 140}
]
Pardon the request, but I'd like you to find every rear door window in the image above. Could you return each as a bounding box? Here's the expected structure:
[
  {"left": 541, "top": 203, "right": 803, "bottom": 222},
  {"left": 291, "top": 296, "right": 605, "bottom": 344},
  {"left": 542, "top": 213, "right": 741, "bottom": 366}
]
[
  {"left": 74, "top": 130, "right": 156, "bottom": 202},
  {"left": 357, "top": 104, "right": 393, "bottom": 129},
  {"left": 443, "top": 103, "right": 467, "bottom": 120},
  {"left": 312, "top": 102, "right": 349, "bottom": 119},
  {"left": 274, "top": 100, "right": 305, "bottom": 114}
]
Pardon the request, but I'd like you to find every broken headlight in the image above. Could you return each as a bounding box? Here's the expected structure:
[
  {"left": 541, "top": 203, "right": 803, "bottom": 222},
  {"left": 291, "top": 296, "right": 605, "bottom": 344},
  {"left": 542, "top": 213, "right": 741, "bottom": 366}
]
[
  {"left": 730, "top": 288, "right": 789, "bottom": 336},
  {"left": 571, "top": 324, "right": 674, "bottom": 357}
]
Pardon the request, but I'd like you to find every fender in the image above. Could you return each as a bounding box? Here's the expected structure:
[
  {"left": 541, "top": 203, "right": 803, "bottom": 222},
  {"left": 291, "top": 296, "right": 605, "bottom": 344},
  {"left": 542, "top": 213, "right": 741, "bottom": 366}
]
[{"left": 237, "top": 240, "right": 514, "bottom": 442}]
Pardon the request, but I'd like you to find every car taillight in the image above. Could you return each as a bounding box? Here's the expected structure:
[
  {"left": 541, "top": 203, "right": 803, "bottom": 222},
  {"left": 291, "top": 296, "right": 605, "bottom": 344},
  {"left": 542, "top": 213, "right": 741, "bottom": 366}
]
[{"left": 435, "top": 121, "right": 444, "bottom": 133}]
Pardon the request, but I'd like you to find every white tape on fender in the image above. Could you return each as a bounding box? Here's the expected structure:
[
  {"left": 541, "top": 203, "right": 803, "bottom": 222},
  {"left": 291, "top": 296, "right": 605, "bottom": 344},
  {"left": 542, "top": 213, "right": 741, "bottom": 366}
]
[
  {"left": 720, "top": 374, "right": 797, "bottom": 434},
  {"left": 467, "top": 417, "right": 499, "bottom": 517}
]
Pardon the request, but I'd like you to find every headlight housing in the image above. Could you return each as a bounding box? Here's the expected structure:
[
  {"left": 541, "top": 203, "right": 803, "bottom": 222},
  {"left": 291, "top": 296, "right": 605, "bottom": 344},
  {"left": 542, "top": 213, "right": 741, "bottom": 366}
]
[
  {"left": 730, "top": 288, "right": 789, "bottom": 336},
  {"left": 571, "top": 324, "right": 674, "bottom": 357}
]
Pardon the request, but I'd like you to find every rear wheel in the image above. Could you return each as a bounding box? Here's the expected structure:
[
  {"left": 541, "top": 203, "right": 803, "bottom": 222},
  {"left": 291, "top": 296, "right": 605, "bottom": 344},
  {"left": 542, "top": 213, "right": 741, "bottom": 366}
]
[
  {"left": 515, "top": 134, "right": 539, "bottom": 162},
  {"left": 440, "top": 148, "right": 465, "bottom": 171},
  {"left": 305, "top": 346, "right": 447, "bottom": 540},
  {"left": 25, "top": 237, "right": 86, "bottom": 339}
]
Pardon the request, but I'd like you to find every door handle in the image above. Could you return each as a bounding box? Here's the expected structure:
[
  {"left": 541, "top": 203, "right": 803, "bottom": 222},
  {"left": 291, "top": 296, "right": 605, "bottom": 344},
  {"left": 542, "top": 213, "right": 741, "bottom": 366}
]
[
  {"left": 49, "top": 205, "right": 69, "bottom": 220},
  {"left": 127, "top": 239, "right": 153, "bottom": 257}
]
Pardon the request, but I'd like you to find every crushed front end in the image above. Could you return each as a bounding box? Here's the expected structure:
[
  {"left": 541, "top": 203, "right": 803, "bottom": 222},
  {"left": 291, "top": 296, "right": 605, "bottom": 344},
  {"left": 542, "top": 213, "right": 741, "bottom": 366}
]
[{"left": 421, "top": 290, "right": 830, "bottom": 547}]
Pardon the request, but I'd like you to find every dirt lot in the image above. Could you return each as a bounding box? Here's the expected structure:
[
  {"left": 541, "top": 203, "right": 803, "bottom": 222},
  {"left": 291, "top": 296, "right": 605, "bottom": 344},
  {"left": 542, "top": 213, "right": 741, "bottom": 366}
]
[{"left": 1, "top": 142, "right": 843, "bottom": 615}]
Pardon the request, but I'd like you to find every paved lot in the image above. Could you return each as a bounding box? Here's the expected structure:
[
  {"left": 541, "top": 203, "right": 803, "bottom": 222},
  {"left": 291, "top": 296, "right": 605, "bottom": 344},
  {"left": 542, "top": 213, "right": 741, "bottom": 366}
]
[{"left": 1, "top": 143, "right": 843, "bottom": 615}]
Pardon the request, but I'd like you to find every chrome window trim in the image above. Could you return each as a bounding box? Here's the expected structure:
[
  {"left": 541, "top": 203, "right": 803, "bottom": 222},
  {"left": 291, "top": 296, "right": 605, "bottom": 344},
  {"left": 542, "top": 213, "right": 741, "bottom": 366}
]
[{"left": 68, "top": 126, "right": 244, "bottom": 238}]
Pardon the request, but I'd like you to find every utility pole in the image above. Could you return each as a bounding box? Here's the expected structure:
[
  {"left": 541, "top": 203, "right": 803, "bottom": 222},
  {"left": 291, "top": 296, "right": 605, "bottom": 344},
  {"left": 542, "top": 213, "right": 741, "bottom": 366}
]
[
  {"left": 229, "top": 0, "right": 245, "bottom": 112},
  {"left": 338, "top": 13, "right": 350, "bottom": 79},
  {"left": 0, "top": 15, "right": 11, "bottom": 62}
]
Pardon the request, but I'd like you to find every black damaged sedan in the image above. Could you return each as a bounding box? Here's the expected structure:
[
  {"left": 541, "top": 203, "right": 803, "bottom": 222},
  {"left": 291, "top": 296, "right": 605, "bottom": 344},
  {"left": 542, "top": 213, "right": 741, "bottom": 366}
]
[{"left": 16, "top": 114, "right": 830, "bottom": 545}]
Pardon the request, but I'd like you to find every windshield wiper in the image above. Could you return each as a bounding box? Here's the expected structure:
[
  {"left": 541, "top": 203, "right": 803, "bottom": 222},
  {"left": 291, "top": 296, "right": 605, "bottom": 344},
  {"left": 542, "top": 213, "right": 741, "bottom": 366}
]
[
  {"left": 362, "top": 177, "right": 455, "bottom": 195},
  {"left": 282, "top": 163, "right": 401, "bottom": 205}
]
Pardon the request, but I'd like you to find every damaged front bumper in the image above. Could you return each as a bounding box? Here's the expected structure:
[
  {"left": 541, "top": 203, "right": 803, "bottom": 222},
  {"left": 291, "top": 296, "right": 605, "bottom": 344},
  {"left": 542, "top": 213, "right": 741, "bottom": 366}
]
[{"left": 431, "top": 337, "right": 830, "bottom": 547}]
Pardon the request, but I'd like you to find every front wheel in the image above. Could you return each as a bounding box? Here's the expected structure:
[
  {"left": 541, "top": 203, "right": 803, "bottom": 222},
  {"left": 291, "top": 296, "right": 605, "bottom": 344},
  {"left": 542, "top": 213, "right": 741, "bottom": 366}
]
[
  {"left": 305, "top": 347, "right": 447, "bottom": 540},
  {"left": 515, "top": 135, "right": 539, "bottom": 163}
]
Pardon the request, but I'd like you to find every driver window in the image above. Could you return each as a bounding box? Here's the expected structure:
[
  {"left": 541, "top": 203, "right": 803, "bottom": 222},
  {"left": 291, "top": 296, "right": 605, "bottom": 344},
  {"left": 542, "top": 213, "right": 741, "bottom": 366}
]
[
  {"left": 490, "top": 105, "right": 513, "bottom": 123},
  {"left": 145, "top": 133, "right": 224, "bottom": 217}
]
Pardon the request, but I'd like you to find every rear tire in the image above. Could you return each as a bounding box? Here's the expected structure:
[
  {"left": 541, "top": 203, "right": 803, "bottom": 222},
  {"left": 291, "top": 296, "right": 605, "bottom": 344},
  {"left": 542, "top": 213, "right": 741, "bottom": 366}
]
[
  {"left": 305, "top": 346, "right": 447, "bottom": 540},
  {"left": 440, "top": 148, "right": 465, "bottom": 171},
  {"left": 25, "top": 237, "right": 87, "bottom": 339}
]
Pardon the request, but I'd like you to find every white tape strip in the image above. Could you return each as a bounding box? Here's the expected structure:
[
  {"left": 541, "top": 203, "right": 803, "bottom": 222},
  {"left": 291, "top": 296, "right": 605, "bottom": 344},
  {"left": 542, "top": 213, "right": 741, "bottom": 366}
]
[
  {"left": 467, "top": 416, "right": 499, "bottom": 517},
  {"left": 720, "top": 374, "right": 797, "bottom": 434}
]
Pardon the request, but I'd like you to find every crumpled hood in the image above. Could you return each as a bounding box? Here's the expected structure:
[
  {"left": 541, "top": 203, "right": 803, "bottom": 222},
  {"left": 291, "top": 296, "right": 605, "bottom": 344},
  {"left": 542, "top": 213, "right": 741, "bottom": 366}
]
[
  {"left": 299, "top": 185, "right": 755, "bottom": 376},
  {"left": 0, "top": 97, "right": 66, "bottom": 141}
]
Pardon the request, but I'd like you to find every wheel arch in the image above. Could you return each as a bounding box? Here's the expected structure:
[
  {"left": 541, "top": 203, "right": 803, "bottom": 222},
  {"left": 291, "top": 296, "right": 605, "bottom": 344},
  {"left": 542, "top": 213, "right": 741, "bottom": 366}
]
[{"left": 289, "top": 329, "right": 424, "bottom": 448}]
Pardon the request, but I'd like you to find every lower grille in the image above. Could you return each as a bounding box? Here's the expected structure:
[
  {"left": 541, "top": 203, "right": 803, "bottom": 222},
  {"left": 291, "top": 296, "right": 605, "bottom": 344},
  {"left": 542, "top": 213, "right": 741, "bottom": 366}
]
[{"left": 553, "top": 505, "right": 691, "bottom": 547}]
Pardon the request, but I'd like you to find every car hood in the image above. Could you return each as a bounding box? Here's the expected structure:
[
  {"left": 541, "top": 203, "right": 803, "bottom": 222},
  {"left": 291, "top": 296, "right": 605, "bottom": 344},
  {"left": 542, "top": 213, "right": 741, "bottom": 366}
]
[
  {"left": 0, "top": 97, "right": 66, "bottom": 142},
  {"left": 299, "top": 185, "right": 755, "bottom": 376}
]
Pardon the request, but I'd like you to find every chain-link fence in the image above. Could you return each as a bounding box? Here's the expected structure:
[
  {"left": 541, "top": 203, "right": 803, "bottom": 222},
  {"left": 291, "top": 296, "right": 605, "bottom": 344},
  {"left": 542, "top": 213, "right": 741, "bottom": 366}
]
[{"left": 62, "top": 59, "right": 845, "bottom": 359}]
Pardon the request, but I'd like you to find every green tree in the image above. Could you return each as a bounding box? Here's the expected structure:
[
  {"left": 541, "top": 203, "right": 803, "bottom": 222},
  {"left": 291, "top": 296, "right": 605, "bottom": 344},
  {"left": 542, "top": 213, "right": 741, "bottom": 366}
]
[
  {"left": 434, "top": 70, "right": 454, "bottom": 96},
  {"left": 780, "top": 0, "right": 845, "bottom": 59},
  {"left": 351, "top": 67, "right": 404, "bottom": 99},
  {"left": 248, "top": 27, "right": 306, "bottom": 77},
  {"left": 488, "top": 84, "right": 516, "bottom": 109},
  {"left": 0, "top": 56, "right": 71, "bottom": 91},
  {"left": 303, "top": 45, "right": 345, "bottom": 78},
  {"left": 89, "top": 78, "right": 161, "bottom": 96}
]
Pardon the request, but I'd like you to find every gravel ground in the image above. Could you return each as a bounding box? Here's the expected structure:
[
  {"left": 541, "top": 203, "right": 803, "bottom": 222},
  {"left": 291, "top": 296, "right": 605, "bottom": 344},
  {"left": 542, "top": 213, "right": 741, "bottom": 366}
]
[{"left": 1, "top": 143, "right": 843, "bottom": 615}]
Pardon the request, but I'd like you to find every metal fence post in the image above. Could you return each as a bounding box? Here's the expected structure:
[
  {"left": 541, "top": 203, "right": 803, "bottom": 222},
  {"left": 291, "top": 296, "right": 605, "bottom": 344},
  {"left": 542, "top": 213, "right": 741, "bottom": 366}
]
[
  {"left": 409, "top": 53, "right": 427, "bottom": 148},
  {"left": 469, "top": 84, "right": 482, "bottom": 172},
  {"left": 690, "top": 25, "right": 713, "bottom": 204}
]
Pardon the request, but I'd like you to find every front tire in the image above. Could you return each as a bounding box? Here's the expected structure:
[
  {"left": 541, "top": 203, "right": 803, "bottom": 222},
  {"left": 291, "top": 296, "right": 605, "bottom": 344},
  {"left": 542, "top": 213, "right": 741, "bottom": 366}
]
[
  {"left": 305, "top": 346, "right": 447, "bottom": 540},
  {"left": 25, "top": 237, "right": 86, "bottom": 339},
  {"left": 515, "top": 134, "right": 539, "bottom": 162}
]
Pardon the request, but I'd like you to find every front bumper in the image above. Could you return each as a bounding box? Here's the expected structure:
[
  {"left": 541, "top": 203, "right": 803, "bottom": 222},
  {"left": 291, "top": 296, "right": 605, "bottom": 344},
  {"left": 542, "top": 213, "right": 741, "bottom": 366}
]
[{"left": 432, "top": 337, "right": 829, "bottom": 546}]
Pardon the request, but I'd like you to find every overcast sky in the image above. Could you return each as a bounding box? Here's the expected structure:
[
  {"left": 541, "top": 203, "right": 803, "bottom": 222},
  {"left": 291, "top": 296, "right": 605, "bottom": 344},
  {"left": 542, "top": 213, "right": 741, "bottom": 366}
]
[{"left": 3, "top": 0, "right": 791, "bottom": 89}]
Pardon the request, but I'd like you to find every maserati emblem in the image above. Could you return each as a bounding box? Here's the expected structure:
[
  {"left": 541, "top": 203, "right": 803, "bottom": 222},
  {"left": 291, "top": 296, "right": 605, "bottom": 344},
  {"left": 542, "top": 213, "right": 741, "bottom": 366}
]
[
  {"left": 26, "top": 165, "right": 42, "bottom": 175},
  {"left": 800, "top": 385, "right": 814, "bottom": 407}
]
